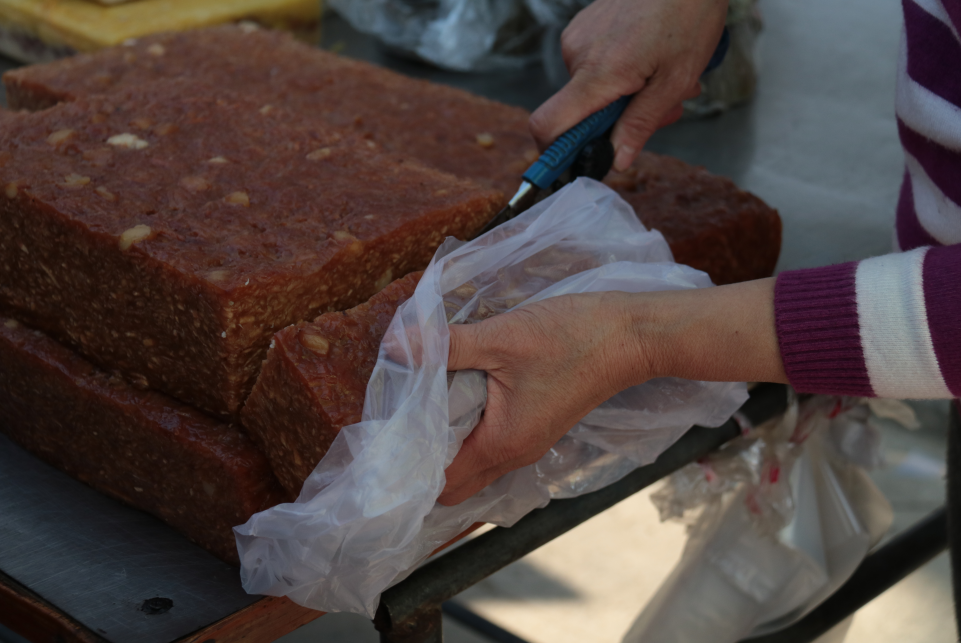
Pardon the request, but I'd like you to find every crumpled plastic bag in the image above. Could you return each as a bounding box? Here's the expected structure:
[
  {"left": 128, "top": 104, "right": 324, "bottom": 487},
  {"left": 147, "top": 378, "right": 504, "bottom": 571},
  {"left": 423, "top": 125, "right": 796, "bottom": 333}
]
[
  {"left": 234, "top": 178, "right": 748, "bottom": 617},
  {"left": 623, "top": 394, "right": 898, "bottom": 643},
  {"left": 329, "top": 0, "right": 543, "bottom": 71}
]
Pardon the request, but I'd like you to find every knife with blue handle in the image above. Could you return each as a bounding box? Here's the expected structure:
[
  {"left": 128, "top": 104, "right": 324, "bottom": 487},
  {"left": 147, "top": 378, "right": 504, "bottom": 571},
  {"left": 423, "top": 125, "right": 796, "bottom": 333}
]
[{"left": 478, "top": 27, "right": 730, "bottom": 235}]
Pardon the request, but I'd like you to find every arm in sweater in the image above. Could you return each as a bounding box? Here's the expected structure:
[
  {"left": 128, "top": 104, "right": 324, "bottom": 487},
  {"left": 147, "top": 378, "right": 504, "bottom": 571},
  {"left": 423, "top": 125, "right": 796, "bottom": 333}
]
[
  {"left": 438, "top": 0, "right": 961, "bottom": 504},
  {"left": 438, "top": 250, "right": 960, "bottom": 505}
]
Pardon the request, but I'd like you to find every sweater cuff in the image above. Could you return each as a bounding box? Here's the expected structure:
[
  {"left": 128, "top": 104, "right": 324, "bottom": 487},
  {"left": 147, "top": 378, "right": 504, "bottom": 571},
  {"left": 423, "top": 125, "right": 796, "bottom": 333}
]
[{"left": 774, "top": 263, "right": 874, "bottom": 396}]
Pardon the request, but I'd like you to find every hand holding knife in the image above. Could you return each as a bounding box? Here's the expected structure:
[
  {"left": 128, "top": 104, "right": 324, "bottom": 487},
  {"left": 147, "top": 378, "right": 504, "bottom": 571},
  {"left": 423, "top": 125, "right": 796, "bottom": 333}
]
[{"left": 479, "top": 26, "right": 730, "bottom": 235}]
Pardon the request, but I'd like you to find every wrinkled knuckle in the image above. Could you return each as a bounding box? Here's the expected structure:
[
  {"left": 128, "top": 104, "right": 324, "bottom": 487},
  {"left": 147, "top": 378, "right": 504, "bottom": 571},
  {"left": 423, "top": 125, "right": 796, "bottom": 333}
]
[
  {"left": 528, "top": 110, "right": 553, "bottom": 142},
  {"left": 558, "top": 27, "right": 581, "bottom": 58},
  {"left": 619, "top": 114, "right": 656, "bottom": 142}
]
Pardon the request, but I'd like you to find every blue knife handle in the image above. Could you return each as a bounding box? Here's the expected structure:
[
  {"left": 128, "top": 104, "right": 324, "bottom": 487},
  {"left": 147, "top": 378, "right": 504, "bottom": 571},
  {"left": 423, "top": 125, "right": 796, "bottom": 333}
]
[
  {"left": 522, "top": 95, "right": 631, "bottom": 189},
  {"left": 521, "top": 27, "right": 730, "bottom": 190}
]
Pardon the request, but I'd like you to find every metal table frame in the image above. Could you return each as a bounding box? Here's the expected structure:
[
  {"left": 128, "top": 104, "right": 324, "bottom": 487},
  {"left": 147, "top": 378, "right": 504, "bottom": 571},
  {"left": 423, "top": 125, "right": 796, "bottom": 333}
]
[{"left": 374, "top": 385, "right": 951, "bottom": 643}]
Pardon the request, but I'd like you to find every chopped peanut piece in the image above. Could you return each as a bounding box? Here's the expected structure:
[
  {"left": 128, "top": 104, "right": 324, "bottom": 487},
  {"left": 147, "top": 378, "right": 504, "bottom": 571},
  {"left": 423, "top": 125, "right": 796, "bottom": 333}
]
[
  {"left": 259, "top": 105, "right": 273, "bottom": 115},
  {"left": 306, "top": 147, "right": 332, "bottom": 160},
  {"left": 62, "top": 174, "right": 91, "bottom": 188},
  {"left": 147, "top": 44, "right": 166, "bottom": 57},
  {"left": 5, "top": 182, "right": 17, "bottom": 199},
  {"left": 180, "top": 176, "right": 211, "bottom": 192},
  {"left": 207, "top": 156, "right": 229, "bottom": 164},
  {"left": 118, "top": 224, "right": 152, "bottom": 251},
  {"left": 95, "top": 186, "right": 116, "bottom": 201},
  {"left": 299, "top": 330, "right": 330, "bottom": 355},
  {"left": 374, "top": 269, "right": 393, "bottom": 292},
  {"left": 47, "top": 129, "right": 75, "bottom": 146},
  {"left": 107, "top": 133, "right": 149, "bottom": 150},
  {"left": 476, "top": 133, "right": 494, "bottom": 148},
  {"left": 225, "top": 191, "right": 249, "bottom": 206}
]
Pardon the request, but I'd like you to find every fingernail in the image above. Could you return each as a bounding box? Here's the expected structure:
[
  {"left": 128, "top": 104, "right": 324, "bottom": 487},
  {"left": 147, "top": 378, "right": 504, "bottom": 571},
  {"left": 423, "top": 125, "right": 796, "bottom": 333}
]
[{"left": 614, "top": 146, "right": 634, "bottom": 172}]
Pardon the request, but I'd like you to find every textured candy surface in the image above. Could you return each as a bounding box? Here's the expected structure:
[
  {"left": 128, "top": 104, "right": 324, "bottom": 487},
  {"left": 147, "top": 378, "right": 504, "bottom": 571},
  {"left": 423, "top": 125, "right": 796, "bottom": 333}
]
[
  {"left": 4, "top": 25, "right": 537, "bottom": 201},
  {"left": 0, "top": 317, "right": 288, "bottom": 565},
  {"left": 242, "top": 272, "right": 421, "bottom": 496},
  {"left": 0, "top": 82, "right": 499, "bottom": 415},
  {"left": 607, "top": 152, "right": 782, "bottom": 285}
]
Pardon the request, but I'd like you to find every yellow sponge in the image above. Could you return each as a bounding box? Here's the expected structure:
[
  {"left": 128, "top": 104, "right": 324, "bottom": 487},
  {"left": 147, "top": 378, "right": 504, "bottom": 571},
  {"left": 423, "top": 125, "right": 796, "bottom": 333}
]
[{"left": 0, "top": 0, "right": 321, "bottom": 59}]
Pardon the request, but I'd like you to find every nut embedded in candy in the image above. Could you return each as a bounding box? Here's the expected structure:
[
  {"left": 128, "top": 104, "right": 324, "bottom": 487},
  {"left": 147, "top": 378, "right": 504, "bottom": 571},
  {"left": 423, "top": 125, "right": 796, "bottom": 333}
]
[
  {"left": 107, "top": 133, "right": 149, "bottom": 149},
  {"left": 118, "top": 224, "right": 151, "bottom": 251}
]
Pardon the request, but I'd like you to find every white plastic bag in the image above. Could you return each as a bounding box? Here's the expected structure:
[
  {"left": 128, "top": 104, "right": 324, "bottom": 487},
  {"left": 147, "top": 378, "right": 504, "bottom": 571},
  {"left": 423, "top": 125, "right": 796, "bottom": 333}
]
[
  {"left": 329, "top": 0, "right": 542, "bottom": 71},
  {"left": 623, "top": 395, "right": 897, "bottom": 643},
  {"left": 234, "top": 178, "right": 748, "bottom": 616}
]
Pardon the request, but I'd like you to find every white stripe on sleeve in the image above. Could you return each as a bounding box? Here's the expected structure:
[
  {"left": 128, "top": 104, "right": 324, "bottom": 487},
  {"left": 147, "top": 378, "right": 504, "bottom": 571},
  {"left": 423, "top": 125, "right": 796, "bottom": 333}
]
[
  {"left": 896, "top": 33, "right": 961, "bottom": 153},
  {"left": 856, "top": 247, "right": 953, "bottom": 398},
  {"left": 906, "top": 153, "right": 961, "bottom": 244}
]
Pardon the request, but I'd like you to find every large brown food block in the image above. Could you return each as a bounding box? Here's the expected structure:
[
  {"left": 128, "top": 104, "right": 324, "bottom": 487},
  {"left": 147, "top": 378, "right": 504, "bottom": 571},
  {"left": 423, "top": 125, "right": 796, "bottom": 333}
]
[
  {"left": 0, "top": 317, "right": 288, "bottom": 565},
  {"left": 605, "top": 152, "right": 782, "bottom": 285},
  {"left": 3, "top": 25, "right": 538, "bottom": 200},
  {"left": 0, "top": 83, "right": 500, "bottom": 416},
  {"left": 241, "top": 272, "right": 421, "bottom": 496}
]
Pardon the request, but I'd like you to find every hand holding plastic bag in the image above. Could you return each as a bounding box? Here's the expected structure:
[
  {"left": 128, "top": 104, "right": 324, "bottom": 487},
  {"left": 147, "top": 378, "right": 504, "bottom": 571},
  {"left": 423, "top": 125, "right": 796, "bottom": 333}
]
[{"left": 234, "top": 179, "right": 748, "bottom": 616}]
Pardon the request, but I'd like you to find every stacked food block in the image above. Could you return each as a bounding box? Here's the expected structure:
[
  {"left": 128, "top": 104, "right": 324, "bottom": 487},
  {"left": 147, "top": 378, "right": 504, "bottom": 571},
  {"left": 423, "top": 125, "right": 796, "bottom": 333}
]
[
  {"left": 0, "top": 80, "right": 500, "bottom": 417},
  {"left": 242, "top": 272, "right": 422, "bottom": 496},
  {"left": 607, "top": 153, "right": 781, "bottom": 285},
  {"left": 0, "top": 318, "right": 288, "bottom": 564},
  {"left": 4, "top": 25, "right": 538, "bottom": 200},
  {"left": 0, "top": 25, "right": 782, "bottom": 559}
]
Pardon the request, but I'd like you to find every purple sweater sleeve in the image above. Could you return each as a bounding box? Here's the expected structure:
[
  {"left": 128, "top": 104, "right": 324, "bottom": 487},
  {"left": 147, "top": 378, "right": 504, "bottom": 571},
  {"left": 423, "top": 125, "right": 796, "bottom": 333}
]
[
  {"left": 774, "top": 246, "right": 961, "bottom": 398},
  {"left": 772, "top": 0, "right": 961, "bottom": 399}
]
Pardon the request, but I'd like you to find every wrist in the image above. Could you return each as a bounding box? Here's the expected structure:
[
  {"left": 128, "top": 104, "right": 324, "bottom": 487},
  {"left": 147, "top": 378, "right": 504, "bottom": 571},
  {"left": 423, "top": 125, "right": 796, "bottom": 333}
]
[
  {"left": 608, "top": 291, "right": 667, "bottom": 386},
  {"left": 621, "top": 278, "right": 788, "bottom": 385}
]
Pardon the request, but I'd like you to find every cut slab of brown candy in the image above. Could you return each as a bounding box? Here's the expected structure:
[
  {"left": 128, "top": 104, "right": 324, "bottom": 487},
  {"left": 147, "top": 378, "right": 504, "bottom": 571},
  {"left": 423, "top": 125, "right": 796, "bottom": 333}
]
[
  {"left": 242, "top": 155, "right": 785, "bottom": 495},
  {"left": 3, "top": 25, "right": 538, "bottom": 201},
  {"left": 0, "top": 317, "right": 289, "bottom": 565},
  {"left": 605, "top": 152, "right": 782, "bottom": 285},
  {"left": 242, "top": 271, "right": 421, "bottom": 496},
  {"left": 0, "top": 81, "right": 500, "bottom": 416}
]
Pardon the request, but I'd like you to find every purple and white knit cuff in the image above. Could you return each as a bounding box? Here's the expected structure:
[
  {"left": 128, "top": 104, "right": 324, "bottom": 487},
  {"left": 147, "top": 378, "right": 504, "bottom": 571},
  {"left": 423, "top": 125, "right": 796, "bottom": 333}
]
[{"left": 774, "top": 246, "right": 961, "bottom": 398}]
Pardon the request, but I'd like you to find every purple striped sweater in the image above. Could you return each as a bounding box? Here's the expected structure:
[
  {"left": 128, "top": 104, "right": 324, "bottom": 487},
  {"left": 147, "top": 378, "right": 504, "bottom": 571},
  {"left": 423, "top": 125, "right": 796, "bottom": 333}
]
[{"left": 774, "top": 0, "right": 961, "bottom": 399}]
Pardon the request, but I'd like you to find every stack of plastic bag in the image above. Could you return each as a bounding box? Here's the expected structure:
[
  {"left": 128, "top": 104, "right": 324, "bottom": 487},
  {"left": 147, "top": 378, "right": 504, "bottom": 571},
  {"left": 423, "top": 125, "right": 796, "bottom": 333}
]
[
  {"left": 234, "top": 178, "right": 748, "bottom": 616},
  {"left": 622, "top": 394, "right": 905, "bottom": 643}
]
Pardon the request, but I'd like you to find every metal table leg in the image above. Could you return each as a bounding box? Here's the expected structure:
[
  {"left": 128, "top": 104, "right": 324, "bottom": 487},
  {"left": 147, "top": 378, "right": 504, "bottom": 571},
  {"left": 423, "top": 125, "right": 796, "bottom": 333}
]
[
  {"left": 377, "top": 605, "right": 443, "bottom": 643},
  {"left": 740, "top": 506, "right": 948, "bottom": 643}
]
